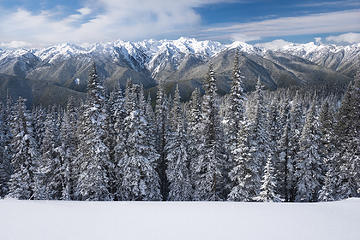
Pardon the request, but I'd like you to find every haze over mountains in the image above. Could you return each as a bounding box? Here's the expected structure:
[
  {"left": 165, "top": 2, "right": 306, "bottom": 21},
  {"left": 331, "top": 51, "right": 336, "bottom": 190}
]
[{"left": 0, "top": 37, "right": 358, "bottom": 105}]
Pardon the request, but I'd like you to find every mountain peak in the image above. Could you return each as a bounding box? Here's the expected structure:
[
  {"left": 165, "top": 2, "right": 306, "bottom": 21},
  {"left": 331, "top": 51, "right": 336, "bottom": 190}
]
[{"left": 226, "top": 41, "right": 260, "bottom": 54}]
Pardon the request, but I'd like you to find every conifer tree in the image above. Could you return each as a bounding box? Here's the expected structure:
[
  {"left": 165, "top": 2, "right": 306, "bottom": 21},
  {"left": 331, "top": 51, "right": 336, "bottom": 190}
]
[
  {"left": 276, "top": 100, "right": 291, "bottom": 200},
  {"left": 106, "top": 88, "right": 126, "bottom": 199},
  {"left": 254, "top": 154, "right": 280, "bottom": 202},
  {"left": 229, "top": 78, "right": 272, "bottom": 201},
  {"left": 295, "top": 101, "right": 323, "bottom": 202},
  {"left": 32, "top": 106, "right": 46, "bottom": 147},
  {"left": 317, "top": 101, "right": 337, "bottom": 201},
  {"left": 166, "top": 86, "right": 192, "bottom": 201},
  {"left": 228, "top": 118, "right": 259, "bottom": 201},
  {"left": 76, "top": 63, "right": 111, "bottom": 201},
  {"left": 7, "top": 97, "right": 39, "bottom": 199},
  {"left": 248, "top": 77, "right": 270, "bottom": 172},
  {"left": 223, "top": 49, "right": 246, "bottom": 193},
  {"left": 117, "top": 101, "right": 161, "bottom": 201},
  {"left": 106, "top": 88, "right": 125, "bottom": 163},
  {"left": 0, "top": 102, "right": 10, "bottom": 197},
  {"left": 124, "top": 79, "right": 136, "bottom": 114},
  {"left": 187, "top": 88, "right": 203, "bottom": 187},
  {"left": 318, "top": 153, "right": 337, "bottom": 201},
  {"left": 0, "top": 97, "right": 13, "bottom": 197},
  {"left": 223, "top": 49, "right": 246, "bottom": 157},
  {"left": 334, "top": 73, "right": 360, "bottom": 199},
  {"left": 318, "top": 101, "right": 335, "bottom": 167},
  {"left": 145, "top": 93, "right": 157, "bottom": 155},
  {"left": 34, "top": 110, "right": 62, "bottom": 200},
  {"left": 59, "top": 97, "right": 78, "bottom": 200},
  {"left": 352, "top": 74, "right": 360, "bottom": 196},
  {"left": 193, "top": 64, "right": 226, "bottom": 201},
  {"left": 286, "top": 92, "right": 304, "bottom": 201},
  {"left": 155, "top": 79, "right": 169, "bottom": 200},
  {"left": 267, "top": 98, "right": 282, "bottom": 158}
]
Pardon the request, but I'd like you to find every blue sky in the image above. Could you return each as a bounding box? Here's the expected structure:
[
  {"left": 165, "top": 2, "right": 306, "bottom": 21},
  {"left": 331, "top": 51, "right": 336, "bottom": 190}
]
[{"left": 0, "top": 0, "right": 359, "bottom": 48}]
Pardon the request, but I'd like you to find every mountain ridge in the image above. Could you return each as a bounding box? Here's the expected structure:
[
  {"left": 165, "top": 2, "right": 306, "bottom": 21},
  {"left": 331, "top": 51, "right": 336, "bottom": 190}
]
[{"left": 0, "top": 37, "right": 357, "bottom": 105}]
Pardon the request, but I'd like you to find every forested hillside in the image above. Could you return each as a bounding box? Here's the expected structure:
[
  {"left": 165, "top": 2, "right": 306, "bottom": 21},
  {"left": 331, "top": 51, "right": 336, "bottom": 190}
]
[{"left": 0, "top": 51, "right": 359, "bottom": 202}]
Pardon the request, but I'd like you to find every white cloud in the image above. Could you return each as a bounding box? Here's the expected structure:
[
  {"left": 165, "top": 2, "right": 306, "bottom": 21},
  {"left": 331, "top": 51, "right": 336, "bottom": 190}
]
[
  {"left": 0, "top": 0, "right": 233, "bottom": 48},
  {"left": 314, "top": 37, "right": 322, "bottom": 44},
  {"left": 1, "top": 1, "right": 359, "bottom": 48},
  {"left": 326, "top": 32, "right": 360, "bottom": 44},
  {"left": 255, "top": 39, "right": 292, "bottom": 50},
  {"left": 199, "top": 9, "right": 360, "bottom": 42},
  {"left": 0, "top": 40, "right": 32, "bottom": 48},
  {"left": 78, "top": 7, "right": 92, "bottom": 16},
  {"left": 229, "top": 33, "right": 261, "bottom": 42},
  {"left": 296, "top": 0, "right": 360, "bottom": 8}
]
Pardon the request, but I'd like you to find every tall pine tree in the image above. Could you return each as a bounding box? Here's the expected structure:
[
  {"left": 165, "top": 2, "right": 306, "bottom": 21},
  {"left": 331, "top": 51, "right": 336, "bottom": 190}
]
[
  {"left": 295, "top": 100, "right": 323, "bottom": 202},
  {"left": 7, "top": 97, "right": 39, "bottom": 200},
  {"left": 166, "top": 86, "right": 192, "bottom": 201},
  {"left": 155, "top": 79, "right": 169, "bottom": 200},
  {"left": 193, "top": 64, "right": 226, "bottom": 201},
  {"left": 76, "top": 63, "right": 111, "bottom": 201}
]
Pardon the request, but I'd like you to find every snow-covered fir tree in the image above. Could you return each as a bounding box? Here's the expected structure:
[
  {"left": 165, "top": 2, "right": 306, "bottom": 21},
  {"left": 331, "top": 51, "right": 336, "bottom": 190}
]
[
  {"left": 222, "top": 49, "right": 246, "bottom": 193},
  {"left": 295, "top": 100, "right": 323, "bottom": 202},
  {"left": 352, "top": 73, "right": 360, "bottom": 196},
  {"left": 228, "top": 114, "right": 259, "bottom": 201},
  {"left": 267, "top": 98, "right": 282, "bottom": 157},
  {"left": 0, "top": 97, "right": 14, "bottom": 197},
  {"left": 117, "top": 95, "right": 161, "bottom": 200},
  {"left": 145, "top": 93, "right": 157, "bottom": 157},
  {"left": 106, "top": 88, "right": 126, "bottom": 199},
  {"left": 59, "top": 97, "right": 78, "bottom": 200},
  {"left": 276, "top": 103, "right": 291, "bottom": 201},
  {"left": 106, "top": 88, "right": 125, "bottom": 163},
  {"left": 248, "top": 77, "right": 270, "bottom": 172},
  {"left": 7, "top": 97, "right": 39, "bottom": 200},
  {"left": 286, "top": 92, "right": 304, "bottom": 201},
  {"left": 318, "top": 154, "right": 337, "bottom": 201},
  {"left": 317, "top": 100, "right": 337, "bottom": 201},
  {"left": 166, "top": 86, "right": 192, "bottom": 201},
  {"left": 223, "top": 49, "right": 246, "bottom": 157},
  {"left": 76, "top": 63, "right": 112, "bottom": 201},
  {"left": 155, "top": 78, "right": 169, "bottom": 200},
  {"left": 193, "top": 64, "right": 226, "bottom": 201},
  {"left": 334, "top": 73, "right": 360, "bottom": 199},
  {"left": 32, "top": 106, "right": 46, "bottom": 148},
  {"left": 1, "top": 57, "right": 360, "bottom": 203},
  {"left": 229, "top": 77, "right": 269, "bottom": 201},
  {"left": 254, "top": 154, "right": 280, "bottom": 202},
  {"left": 0, "top": 99, "right": 13, "bottom": 197},
  {"left": 34, "top": 109, "right": 62, "bottom": 200},
  {"left": 187, "top": 88, "right": 203, "bottom": 189}
]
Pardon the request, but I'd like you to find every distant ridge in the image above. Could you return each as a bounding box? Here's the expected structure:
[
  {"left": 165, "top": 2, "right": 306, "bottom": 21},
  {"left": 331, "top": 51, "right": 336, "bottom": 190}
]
[{"left": 0, "top": 37, "right": 357, "bottom": 105}]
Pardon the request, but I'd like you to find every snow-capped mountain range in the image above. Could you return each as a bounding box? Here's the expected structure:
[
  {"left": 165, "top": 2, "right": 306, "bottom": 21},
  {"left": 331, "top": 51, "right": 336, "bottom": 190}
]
[
  {"left": 260, "top": 41, "right": 360, "bottom": 76},
  {"left": 1, "top": 37, "right": 358, "bottom": 74},
  {"left": 0, "top": 37, "right": 358, "bottom": 105},
  {"left": 0, "top": 37, "right": 259, "bottom": 73}
]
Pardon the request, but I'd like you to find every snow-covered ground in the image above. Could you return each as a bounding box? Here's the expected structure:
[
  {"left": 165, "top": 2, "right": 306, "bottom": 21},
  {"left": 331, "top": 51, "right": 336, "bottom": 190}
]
[{"left": 1, "top": 198, "right": 359, "bottom": 240}]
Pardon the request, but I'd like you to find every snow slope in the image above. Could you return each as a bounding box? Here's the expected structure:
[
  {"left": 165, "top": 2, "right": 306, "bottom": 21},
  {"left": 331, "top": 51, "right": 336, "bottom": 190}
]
[
  {"left": 0, "top": 198, "right": 359, "bottom": 240},
  {"left": 1, "top": 38, "right": 359, "bottom": 79}
]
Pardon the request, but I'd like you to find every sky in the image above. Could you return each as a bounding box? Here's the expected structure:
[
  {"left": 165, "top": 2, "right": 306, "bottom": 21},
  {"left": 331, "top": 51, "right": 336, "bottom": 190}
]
[{"left": 0, "top": 0, "right": 359, "bottom": 48}]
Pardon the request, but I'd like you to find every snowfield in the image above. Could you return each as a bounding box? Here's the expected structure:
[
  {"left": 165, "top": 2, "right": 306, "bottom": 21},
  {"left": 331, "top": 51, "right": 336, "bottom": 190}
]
[{"left": 1, "top": 199, "right": 359, "bottom": 240}]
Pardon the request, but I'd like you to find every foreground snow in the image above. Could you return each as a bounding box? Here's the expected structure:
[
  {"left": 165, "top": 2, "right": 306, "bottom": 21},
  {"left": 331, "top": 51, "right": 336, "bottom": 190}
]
[{"left": 1, "top": 199, "right": 359, "bottom": 240}]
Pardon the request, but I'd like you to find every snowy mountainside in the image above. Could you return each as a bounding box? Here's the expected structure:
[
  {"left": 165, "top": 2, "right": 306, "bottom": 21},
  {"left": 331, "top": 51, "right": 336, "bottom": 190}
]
[
  {"left": 0, "top": 198, "right": 359, "bottom": 240},
  {"left": 0, "top": 37, "right": 357, "bottom": 105},
  {"left": 264, "top": 42, "right": 360, "bottom": 77},
  {"left": 1, "top": 38, "right": 359, "bottom": 75}
]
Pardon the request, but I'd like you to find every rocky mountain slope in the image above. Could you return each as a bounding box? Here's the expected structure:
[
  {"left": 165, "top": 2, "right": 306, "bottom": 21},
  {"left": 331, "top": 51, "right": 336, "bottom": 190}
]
[
  {"left": 0, "top": 38, "right": 357, "bottom": 105},
  {"left": 262, "top": 41, "right": 360, "bottom": 78}
]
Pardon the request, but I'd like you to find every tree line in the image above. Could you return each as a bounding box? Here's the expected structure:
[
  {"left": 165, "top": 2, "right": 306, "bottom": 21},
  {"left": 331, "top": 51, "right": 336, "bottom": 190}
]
[{"left": 0, "top": 51, "right": 359, "bottom": 202}]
